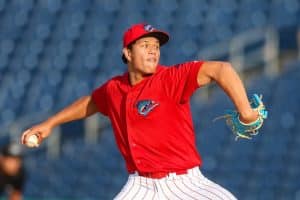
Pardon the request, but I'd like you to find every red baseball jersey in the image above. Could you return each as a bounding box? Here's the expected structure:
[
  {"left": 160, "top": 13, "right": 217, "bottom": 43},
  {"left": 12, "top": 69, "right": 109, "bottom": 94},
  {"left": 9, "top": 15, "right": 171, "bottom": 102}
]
[{"left": 92, "top": 61, "right": 204, "bottom": 173}]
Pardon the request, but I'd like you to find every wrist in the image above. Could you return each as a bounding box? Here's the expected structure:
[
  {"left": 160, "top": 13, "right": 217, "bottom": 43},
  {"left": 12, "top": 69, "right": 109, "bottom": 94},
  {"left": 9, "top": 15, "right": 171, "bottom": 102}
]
[
  {"left": 239, "top": 110, "right": 259, "bottom": 124},
  {"left": 45, "top": 118, "right": 56, "bottom": 129}
]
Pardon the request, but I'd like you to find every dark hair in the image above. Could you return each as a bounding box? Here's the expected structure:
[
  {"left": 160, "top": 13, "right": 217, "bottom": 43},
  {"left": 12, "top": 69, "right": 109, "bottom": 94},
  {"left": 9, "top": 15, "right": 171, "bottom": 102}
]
[{"left": 122, "top": 42, "right": 134, "bottom": 64}]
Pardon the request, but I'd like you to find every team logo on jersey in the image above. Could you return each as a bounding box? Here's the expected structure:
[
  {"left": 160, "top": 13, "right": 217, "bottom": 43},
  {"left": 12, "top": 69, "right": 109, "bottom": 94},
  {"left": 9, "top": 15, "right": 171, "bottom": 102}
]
[
  {"left": 136, "top": 100, "right": 159, "bottom": 116},
  {"left": 144, "top": 24, "right": 155, "bottom": 32}
]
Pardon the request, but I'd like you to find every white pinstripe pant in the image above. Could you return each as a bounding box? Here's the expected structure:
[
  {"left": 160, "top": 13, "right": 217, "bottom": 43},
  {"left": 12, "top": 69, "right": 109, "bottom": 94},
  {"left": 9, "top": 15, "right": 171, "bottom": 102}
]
[{"left": 114, "top": 167, "right": 237, "bottom": 200}]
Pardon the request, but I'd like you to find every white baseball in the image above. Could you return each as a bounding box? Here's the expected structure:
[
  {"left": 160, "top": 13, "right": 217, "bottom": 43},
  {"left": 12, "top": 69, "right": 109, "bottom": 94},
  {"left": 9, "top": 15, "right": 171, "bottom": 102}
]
[{"left": 26, "top": 134, "right": 40, "bottom": 148}]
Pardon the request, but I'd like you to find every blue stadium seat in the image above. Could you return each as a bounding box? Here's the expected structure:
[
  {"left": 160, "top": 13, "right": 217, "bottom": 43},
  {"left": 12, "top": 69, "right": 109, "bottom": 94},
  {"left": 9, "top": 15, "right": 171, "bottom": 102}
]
[
  {"left": 94, "top": 0, "right": 121, "bottom": 13},
  {"left": 176, "top": 8, "right": 205, "bottom": 28},
  {"left": 51, "top": 54, "right": 69, "bottom": 72},
  {"left": 29, "top": 8, "right": 57, "bottom": 27},
  {"left": 0, "top": 54, "right": 8, "bottom": 72},
  {"left": 34, "top": 23, "right": 52, "bottom": 42},
  {"left": 0, "top": 39, "right": 15, "bottom": 56},
  {"left": 55, "top": 40, "right": 73, "bottom": 58},
  {"left": 0, "top": 0, "right": 6, "bottom": 13},
  {"left": 121, "top": 0, "right": 149, "bottom": 13},
  {"left": 82, "top": 24, "right": 110, "bottom": 43},
  {"left": 39, "top": 0, "right": 62, "bottom": 14},
  {"left": 64, "top": 0, "right": 91, "bottom": 12},
  {"left": 175, "top": 39, "right": 197, "bottom": 60},
  {"left": 270, "top": 0, "right": 299, "bottom": 28},
  {"left": 178, "top": 0, "right": 208, "bottom": 14},
  {"left": 116, "top": 12, "right": 146, "bottom": 29}
]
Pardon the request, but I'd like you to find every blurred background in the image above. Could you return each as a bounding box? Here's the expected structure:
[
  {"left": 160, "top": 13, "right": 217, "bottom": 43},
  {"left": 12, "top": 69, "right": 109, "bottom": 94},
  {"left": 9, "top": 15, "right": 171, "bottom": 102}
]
[{"left": 0, "top": 0, "right": 299, "bottom": 199}]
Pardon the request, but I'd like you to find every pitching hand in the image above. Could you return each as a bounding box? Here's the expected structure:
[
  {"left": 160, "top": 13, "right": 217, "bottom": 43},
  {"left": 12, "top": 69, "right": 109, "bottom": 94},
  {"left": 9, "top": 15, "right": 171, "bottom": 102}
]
[{"left": 21, "top": 122, "right": 53, "bottom": 147}]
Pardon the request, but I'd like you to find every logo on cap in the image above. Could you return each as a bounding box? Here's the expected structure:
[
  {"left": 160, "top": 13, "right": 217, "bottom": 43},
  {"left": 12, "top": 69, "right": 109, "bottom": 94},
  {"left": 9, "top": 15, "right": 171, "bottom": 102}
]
[{"left": 144, "top": 24, "right": 155, "bottom": 32}]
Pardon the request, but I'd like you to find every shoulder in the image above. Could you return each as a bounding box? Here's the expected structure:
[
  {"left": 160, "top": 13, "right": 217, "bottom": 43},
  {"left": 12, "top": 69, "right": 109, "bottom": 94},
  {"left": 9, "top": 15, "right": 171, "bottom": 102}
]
[
  {"left": 174, "top": 60, "right": 204, "bottom": 68},
  {"left": 159, "top": 60, "right": 204, "bottom": 70},
  {"left": 101, "top": 72, "right": 128, "bottom": 89},
  {"left": 156, "top": 61, "right": 204, "bottom": 76}
]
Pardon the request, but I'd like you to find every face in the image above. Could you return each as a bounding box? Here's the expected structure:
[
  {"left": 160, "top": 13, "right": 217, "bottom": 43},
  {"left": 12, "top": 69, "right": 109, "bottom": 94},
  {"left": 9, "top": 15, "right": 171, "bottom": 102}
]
[
  {"left": 0, "top": 156, "right": 22, "bottom": 176},
  {"left": 124, "top": 36, "right": 160, "bottom": 76}
]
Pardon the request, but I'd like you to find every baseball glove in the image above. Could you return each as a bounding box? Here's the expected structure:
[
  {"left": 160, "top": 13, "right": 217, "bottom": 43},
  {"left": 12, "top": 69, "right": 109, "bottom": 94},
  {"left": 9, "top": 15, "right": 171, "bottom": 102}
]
[{"left": 216, "top": 94, "right": 268, "bottom": 140}]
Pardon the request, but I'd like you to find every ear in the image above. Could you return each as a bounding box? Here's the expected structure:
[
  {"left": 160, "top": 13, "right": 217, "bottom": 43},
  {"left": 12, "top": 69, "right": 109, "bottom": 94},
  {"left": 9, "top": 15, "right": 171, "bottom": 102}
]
[{"left": 122, "top": 47, "right": 131, "bottom": 63}]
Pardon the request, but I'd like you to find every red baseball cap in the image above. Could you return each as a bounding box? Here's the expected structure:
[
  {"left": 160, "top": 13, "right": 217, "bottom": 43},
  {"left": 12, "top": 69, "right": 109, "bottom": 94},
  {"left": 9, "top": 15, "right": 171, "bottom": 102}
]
[{"left": 122, "top": 23, "right": 169, "bottom": 63}]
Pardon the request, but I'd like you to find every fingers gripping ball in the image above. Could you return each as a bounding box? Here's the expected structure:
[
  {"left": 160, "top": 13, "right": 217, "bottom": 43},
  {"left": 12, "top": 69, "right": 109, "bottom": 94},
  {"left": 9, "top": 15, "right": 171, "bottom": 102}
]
[
  {"left": 217, "top": 94, "right": 268, "bottom": 140},
  {"left": 25, "top": 134, "right": 40, "bottom": 148}
]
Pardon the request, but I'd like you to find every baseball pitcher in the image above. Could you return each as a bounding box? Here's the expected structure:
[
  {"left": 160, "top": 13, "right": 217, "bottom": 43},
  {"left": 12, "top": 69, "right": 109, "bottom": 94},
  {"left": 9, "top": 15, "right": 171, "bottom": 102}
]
[{"left": 21, "top": 23, "right": 267, "bottom": 199}]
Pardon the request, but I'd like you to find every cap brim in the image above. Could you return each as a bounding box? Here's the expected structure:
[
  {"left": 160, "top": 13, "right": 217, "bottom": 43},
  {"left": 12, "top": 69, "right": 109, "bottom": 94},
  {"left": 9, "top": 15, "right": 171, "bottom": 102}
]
[{"left": 140, "top": 31, "right": 169, "bottom": 46}]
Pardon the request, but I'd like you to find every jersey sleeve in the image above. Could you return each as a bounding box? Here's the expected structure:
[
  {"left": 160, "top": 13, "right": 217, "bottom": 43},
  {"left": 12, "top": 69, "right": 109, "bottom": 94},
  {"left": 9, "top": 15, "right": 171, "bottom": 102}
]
[
  {"left": 161, "top": 61, "right": 204, "bottom": 103},
  {"left": 91, "top": 82, "right": 109, "bottom": 116}
]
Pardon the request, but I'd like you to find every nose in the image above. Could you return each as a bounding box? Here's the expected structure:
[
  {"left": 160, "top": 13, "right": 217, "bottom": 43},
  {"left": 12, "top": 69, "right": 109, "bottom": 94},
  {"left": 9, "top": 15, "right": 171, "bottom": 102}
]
[{"left": 148, "top": 44, "right": 158, "bottom": 54}]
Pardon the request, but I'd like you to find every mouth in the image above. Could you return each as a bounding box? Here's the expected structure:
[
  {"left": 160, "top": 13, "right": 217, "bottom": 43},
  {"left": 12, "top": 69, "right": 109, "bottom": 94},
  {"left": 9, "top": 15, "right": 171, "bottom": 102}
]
[{"left": 146, "top": 57, "right": 157, "bottom": 63}]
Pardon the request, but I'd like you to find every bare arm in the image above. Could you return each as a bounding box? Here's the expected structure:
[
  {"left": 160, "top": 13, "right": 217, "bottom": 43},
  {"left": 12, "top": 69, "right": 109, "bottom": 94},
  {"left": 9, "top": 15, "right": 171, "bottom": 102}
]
[
  {"left": 21, "top": 95, "right": 98, "bottom": 145},
  {"left": 197, "top": 61, "right": 258, "bottom": 123},
  {"left": 46, "top": 95, "right": 98, "bottom": 127}
]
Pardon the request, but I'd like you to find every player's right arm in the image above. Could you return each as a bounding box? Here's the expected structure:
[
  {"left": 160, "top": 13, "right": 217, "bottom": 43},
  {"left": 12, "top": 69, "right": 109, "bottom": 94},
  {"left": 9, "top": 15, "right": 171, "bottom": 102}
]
[{"left": 21, "top": 95, "right": 98, "bottom": 146}]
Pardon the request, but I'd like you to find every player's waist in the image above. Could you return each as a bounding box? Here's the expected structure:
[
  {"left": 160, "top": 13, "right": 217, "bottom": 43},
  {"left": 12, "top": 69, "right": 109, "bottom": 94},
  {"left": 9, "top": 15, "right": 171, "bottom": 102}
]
[{"left": 131, "top": 166, "right": 199, "bottom": 179}]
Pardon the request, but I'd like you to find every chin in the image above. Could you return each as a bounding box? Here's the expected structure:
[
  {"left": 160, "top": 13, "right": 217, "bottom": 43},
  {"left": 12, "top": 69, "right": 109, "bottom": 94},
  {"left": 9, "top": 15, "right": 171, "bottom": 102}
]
[{"left": 145, "top": 65, "right": 157, "bottom": 74}]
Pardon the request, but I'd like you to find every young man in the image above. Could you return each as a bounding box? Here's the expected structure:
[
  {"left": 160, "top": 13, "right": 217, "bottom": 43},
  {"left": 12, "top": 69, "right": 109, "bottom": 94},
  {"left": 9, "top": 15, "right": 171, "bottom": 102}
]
[
  {"left": 21, "top": 23, "right": 259, "bottom": 199},
  {"left": 0, "top": 142, "right": 25, "bottom": 200}
]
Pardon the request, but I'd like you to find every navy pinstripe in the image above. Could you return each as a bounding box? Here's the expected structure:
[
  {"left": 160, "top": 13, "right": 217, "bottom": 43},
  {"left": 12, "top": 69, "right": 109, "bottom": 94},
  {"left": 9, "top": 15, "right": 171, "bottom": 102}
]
[{"left": 114, "top": 167, "right": 237, "bottom": 200}]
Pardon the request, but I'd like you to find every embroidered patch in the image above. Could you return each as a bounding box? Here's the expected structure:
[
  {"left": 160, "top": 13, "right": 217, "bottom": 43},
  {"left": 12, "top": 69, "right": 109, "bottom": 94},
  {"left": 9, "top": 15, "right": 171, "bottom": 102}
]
[
  {"left": 136, "top": 100, "right": 159, "bottom": 116},
  {"left": 144, "top": 24, "right": 155, "bottom": 32}
]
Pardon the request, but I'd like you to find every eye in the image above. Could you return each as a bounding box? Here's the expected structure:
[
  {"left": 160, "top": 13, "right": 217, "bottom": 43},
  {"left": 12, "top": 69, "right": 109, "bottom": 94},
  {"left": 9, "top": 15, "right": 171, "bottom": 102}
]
[{"left": 140, "top": 43, "right": 147, "bottom": 48}]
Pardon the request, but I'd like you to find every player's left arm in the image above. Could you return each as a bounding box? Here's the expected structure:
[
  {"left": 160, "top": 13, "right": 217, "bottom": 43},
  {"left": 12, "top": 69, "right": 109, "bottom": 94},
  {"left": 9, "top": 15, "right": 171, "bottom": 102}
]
[{"left": 197, "top": 61, "right": 258, "bottom": 123}]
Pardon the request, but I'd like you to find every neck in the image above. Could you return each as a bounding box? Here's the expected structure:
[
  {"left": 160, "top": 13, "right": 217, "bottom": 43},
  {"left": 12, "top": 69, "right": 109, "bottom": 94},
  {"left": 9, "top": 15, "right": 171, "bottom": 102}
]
[
  {"left": 127, "top": 63, "right": 146, "bottom": 86},
  {"left": 128, "top": 72, "right": 144, "bottom": 86},
  {"left": 127, "top": 63, "right": 158, "bottom": 86}
]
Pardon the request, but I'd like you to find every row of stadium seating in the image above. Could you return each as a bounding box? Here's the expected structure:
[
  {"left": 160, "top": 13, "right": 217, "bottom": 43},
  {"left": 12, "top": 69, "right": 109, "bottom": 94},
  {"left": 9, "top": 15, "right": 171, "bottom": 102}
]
[{"left": 1, "top": 0, "right": 300, "bottom": 129}]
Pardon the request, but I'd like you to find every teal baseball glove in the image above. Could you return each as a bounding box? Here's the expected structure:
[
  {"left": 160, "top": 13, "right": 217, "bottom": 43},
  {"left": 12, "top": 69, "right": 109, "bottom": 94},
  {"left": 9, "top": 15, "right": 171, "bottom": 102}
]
[{"left": 217, "top": 94, "right": 268, "bottom": 140}]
